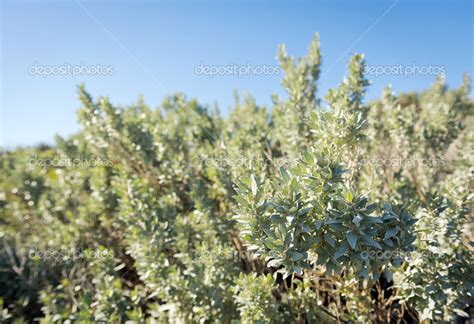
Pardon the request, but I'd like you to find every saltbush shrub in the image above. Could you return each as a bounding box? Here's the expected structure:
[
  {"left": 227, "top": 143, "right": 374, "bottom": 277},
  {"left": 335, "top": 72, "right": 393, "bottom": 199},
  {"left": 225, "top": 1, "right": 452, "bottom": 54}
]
[{"left": 0, "top": 34, "right": 472, "bottom": 322}]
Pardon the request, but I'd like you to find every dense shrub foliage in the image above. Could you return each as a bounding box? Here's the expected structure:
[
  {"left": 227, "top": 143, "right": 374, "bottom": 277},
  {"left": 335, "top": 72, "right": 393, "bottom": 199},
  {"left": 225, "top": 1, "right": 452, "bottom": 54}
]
[{"left": 1, "top": 34, "right": 473, "bottom": 322}]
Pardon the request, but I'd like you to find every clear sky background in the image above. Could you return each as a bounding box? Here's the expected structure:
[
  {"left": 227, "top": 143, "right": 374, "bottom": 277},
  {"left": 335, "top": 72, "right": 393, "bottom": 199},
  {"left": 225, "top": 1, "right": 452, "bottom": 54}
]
[{"left": 1, "top": 0, "right": 473, "bottom": 148}]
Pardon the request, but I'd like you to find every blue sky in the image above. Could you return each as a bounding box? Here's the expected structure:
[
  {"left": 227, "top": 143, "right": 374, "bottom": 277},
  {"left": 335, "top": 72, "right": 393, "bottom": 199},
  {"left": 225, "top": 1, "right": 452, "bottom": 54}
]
[{"left": 1, "top": 0, "right": 472, "bottom": 148}]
